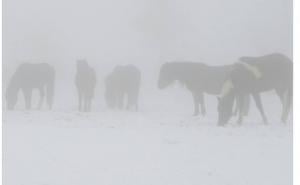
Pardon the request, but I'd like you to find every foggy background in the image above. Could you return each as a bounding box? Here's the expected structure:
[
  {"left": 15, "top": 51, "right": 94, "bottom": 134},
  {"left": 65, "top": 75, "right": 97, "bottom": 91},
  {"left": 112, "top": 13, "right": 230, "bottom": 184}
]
[
  {"left": 2, "top": 1, "right": 293, "bottom": 184},
  {"left": 3, "top": 0, "right": 293, "bottom": 117}
]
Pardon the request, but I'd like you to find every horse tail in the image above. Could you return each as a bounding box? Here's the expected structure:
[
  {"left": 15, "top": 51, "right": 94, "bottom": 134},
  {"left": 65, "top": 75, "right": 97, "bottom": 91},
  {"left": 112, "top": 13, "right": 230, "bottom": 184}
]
[
  {"left": 46, "top": 68, "right": 55, "bottom": 109},
  {"left": 282, "top": 85, "right": 292, "bottom": 123},
  {"left": 282, "top": 61, "right": 293, "bottom": 123}
]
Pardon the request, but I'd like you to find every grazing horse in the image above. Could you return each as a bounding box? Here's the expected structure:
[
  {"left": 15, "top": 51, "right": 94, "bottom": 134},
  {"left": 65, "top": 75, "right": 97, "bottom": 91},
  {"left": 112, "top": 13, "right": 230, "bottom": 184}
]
[
  {"left": 158, "top": 62, "right": 249, "bottom": 116},
  {"left": 217, "top": 53, "right": 293, "bottom": 125},
  {"left": 105, "top": 65, "right": 141, "bottom": 110},
  {"left": 5, "top": 63, "right": 55, "bottom": 110},
  {"left": 75, "top": 60, "right": 97, "bottom": 112}
]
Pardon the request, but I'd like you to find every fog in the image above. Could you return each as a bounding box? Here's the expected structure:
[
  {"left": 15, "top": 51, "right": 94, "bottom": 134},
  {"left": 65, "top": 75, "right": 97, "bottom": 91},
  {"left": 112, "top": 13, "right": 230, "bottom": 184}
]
[
  {"left": 3, "top": 1, "right": 293, "bottom": 184},
  {"left": 3, "top": 0, "right": 292, "bottom": 114}
]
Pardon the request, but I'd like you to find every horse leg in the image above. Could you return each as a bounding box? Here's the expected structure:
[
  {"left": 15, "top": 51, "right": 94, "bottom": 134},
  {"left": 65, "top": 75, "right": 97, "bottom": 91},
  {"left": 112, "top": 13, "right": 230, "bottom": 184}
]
[
  {"left": 276, "top": 88, "right": 292, "bottom": 123},
  {"left": 83, "top": 95, "right": 88, "bottom": 112},
  {"left": 236, "top": 94, "right": 245, "bottom": 125},
  {"left": 126, "top": 93, "right": 131, "bottom": 110},
  {"left": 86, "top": 97, "right": 91, "bottom": 112},
  {"left": 90, "top": 98, "right": 93, "bottom": 112},
  {"left": 192, "top": 92, "right": 200, "bottom": 116},
  {"left": 136, "top": 92, "right": 140, "bottom": 111},
  {"left": 275, "top": 89, "right": 284, "bottom": 106},
  {"left": 281, "top": 89, "right": 292, "bottom": 123},
  {"left": 118, "top": 92, "right": 125, "bottom": 109},
  {"left": 135, "top": 94, "right": 139, "bottom": 111},
  {"left": 78, "top": 91, "right": 83, "bottom": 111},
  {"left": 127, "top": 92, "right": 138, "bottom": 111},
  {"left": 121, "top": 93, "right": 125, "bottom": 110},
  {"left": 234, "top": 95, "right": 250, "bottom": 118},
  {"left": 23, "top": 88, "right": 32, "bottom": 110},
  {"left": 243, "top": 95, "right": 250, "bottom": 116},
  {"left": 45, "top": 76, "right": 55, "bottom": 110},
  {"left": 38, "top": 86, "right": 45, "bottom": 110},
  {"left": 252, "top": 93, "right": 268, "bottom": 124},
  {"left": 233, "top": 97, "right": 239, "bottom": 117},
  {"left": 87, "top": 97, "right": 92, "bottom": 112},
  {"left": 115, "top": 93, "right": 120, "bottom": 109},
  {"left": 275, "top": 89, "right": 286, "bottom": 122},
  {"left": 199, "top": 93, "right": 206, "bottom": 116}
]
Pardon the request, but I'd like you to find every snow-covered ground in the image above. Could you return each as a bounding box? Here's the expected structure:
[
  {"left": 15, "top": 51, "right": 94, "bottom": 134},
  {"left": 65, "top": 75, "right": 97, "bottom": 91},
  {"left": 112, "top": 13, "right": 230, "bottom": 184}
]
[{"left": 3, "top": 107, "right": 292, "bottom": 185}]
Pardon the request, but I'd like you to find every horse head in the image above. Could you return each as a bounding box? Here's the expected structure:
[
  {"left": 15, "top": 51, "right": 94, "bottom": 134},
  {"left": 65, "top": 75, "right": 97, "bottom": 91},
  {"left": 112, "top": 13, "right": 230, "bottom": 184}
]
[
  {"left": 5, "top": 81, "right": 19, "bottom": 110},
  {"left": 217, "top": 80, "right": 235, "bottom": 125},
  {"left": 76, "top": 59, "right": 89, "bottom": 72},
  {"left": 158, "top": 63, "right": 178, "bottom": 89}
]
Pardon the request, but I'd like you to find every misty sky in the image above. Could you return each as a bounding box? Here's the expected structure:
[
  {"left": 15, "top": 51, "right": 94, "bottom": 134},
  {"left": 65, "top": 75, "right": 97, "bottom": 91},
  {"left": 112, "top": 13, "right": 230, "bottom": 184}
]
[
  {"left": 2, "top": 0, "right": 293, "bottom": 109},
  {"left": 3, "top": 0, "right": 292, "bottom": 65}
]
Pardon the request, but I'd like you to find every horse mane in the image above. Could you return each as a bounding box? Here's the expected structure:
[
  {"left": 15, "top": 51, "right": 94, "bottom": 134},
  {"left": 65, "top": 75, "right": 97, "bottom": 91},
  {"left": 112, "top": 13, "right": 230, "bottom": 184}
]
[{"left": 219, "top": 79, "right": 234, "bottom": 98}]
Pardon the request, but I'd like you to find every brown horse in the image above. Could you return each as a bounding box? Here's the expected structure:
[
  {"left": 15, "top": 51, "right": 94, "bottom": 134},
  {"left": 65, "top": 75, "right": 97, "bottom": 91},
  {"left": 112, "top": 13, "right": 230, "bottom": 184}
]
[
  {"left": 75, "top": 60, "right": 97, "bottom": 112},
  {"left": 6, "top": 63, "right": 55, "bottom": 110},
  {"left": 218, "top": 53, "right": 293, "bottom": 125},
  {"left": 105, "top": 65, "right": 141, "bottom": 110},
  {"left": 158, "top": 62, "right": 250, "bottom": 117}
]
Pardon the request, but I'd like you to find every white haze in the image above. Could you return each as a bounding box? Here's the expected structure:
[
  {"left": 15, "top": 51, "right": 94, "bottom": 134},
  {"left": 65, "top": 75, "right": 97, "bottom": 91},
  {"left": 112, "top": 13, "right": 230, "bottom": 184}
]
[
  {"left": 3, "top": 0, "right": 292, "bottom": 80},
  {"left": 3, "top": 1, "right": 293, "bottom": 185},
  {"left": 2, "top": 0, "right": 293, "bottom": 124}
]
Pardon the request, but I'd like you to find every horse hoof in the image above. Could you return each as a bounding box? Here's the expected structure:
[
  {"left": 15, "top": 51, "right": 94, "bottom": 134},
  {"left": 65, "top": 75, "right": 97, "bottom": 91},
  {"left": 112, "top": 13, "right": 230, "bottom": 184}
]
[{"left": 281, "top": 117, "right": 288, "bottom": 124}]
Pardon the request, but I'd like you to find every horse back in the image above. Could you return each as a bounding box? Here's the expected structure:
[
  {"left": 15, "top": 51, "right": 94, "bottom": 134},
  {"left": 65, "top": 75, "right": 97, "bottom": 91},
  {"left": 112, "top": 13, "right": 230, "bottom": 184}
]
[
  {"left": 13, "top": 63, "right": 55, "bottom": 87},
  {"left": 234, "top": 53, "right": 292, "bottom": 92}
]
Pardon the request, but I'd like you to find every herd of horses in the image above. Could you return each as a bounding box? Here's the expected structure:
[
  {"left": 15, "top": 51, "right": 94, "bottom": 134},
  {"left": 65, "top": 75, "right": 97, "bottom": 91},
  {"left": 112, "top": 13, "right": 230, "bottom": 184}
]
[{"left": 5, "top": 53, "right": 292, "bottom": 126}]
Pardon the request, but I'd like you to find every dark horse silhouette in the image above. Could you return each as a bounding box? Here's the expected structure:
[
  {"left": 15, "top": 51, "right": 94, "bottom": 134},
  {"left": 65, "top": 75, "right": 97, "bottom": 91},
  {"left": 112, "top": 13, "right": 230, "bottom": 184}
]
[
  {"left": 158, "top": 62, "right": 249, "bottom": 116},
  {"left": 75, "top": 60, "right": 97, "bottom": 112},
  {"left": 105, "top": 65, "right": 141, "bottom": 110},
  {"left": 6, "top": 63, "right": 55, "bottom": 110},
  {"left": 218, "top": 53, "right": 293, "bottom": 125}
]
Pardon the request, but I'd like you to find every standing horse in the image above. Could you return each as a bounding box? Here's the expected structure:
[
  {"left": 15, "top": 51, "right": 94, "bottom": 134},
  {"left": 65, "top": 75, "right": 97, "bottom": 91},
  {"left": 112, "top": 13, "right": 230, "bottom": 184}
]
[
  {"left": 158, "top": 62, "right": 249, "bottom": 116},
  {"left": 75, "top": 60, "right": 97, "bottom": 112},
  {"left": 218, "top": 53, "right": 292, "bottom": 125},
  {"left": 5, "top": 63, "right": 55, "bottom": 110},
  {"left": 104, "top": 65, "right": 141, "bottom": 110}
]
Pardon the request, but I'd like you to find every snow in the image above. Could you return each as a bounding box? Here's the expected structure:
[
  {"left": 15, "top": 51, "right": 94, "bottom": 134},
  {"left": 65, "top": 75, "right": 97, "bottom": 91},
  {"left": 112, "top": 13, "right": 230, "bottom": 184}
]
[{"left": 3, "top": 109, "right": 292, "bottom": 185}]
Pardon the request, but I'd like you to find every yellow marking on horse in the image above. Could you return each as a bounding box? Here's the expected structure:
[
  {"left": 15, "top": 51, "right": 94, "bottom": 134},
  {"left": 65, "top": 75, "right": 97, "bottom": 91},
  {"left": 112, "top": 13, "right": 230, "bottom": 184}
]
[
  {"left": 220, "top": 79, "right": 234, "bottom": 97},
  {"left": 240, "top": 62, "right": 262, "bottom": 79}
]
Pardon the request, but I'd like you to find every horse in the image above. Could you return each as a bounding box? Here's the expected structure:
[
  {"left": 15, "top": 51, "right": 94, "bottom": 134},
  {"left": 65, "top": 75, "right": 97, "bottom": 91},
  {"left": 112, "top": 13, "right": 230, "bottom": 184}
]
[
  {"left": 104, "top": 65, "right": 141, "bottom": 110},
  {"left": 217, "top": 53, "right": 293, "bottom": 125},
  {"left": 5, "top": 63, "right": 55, "bottom": 110},
  {"left": 75, "top": 60, "right": 97, "bottom": 112},
  {"left": 158, "top": 62, "right": 250, "bottom": 116}
]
